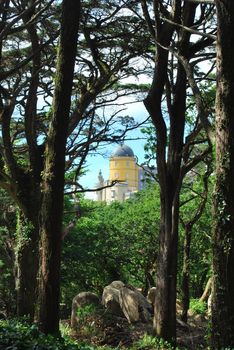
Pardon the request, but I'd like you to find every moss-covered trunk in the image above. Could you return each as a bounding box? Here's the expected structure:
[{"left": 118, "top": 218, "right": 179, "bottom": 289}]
[
  {"left": 212, "top": 1, "right": 234, "bottom": 348},
  {"left": 15, "top": 211, "right": 39, "bottom": 319},
  {"left": 14, "top": 177, "right": 41, "bottom": 320},
  {"left": 36, "top": 0, "right": 80, "bottom": 335}
]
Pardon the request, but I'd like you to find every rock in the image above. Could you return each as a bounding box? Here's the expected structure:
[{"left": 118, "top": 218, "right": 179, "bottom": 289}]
[
  {"left": 102, "top": 281, "right": 152, "bottom": 323},
  {"left": 147, "top": 287, "right": 156, "bottom": 306},
  {"left": 102, "top": 285, "right": 125, "bottom": 317},
  {"left": 120, "top": 286, "right": 152, "bottom": 323},
  {"left": 71, "top": 291, "right": 100, "bottom": 329},
  {"left": 119, "top": 287, "right": 139, "bottom": 323},
  {"left": 108, "top": 280, "right": 125, "bottom": 289}
]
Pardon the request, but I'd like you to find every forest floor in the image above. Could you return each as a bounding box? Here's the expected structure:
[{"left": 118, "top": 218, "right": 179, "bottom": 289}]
[
  {"left": 177, "top": 313, "right": 208, "bottom": 349},
  {"left": 70, "top": 307, "right": 208, "bottom": 349}
]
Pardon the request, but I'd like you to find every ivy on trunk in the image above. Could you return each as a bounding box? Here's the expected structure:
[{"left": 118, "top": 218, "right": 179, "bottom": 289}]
[{"left": 212, "top": 0, "right": 234, "bottom": 348}]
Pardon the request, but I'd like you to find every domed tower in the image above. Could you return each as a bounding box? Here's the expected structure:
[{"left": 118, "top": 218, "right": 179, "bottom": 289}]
[{"left": 109, "top": 144, "right": 138, "bottom": 189}]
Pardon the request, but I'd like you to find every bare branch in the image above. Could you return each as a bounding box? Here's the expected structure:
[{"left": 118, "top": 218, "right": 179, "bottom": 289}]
[
  {"left": 161, "top": 16, "right": 216, "bottom": 40},
  {"left": 65, "top": 179, "right": 122, "bottom": 195},
  {"left": 185, "top": 0, "right": 214, "bottom": 4}
]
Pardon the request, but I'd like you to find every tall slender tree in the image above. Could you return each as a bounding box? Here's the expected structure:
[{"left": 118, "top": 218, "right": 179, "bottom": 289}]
[
  {"left": 36, "top": 0, "right": 80, "bottom": 335},
  {"left": 212, "top": 0, "right": 234, "bottom": 347},
  {"left": 142, "top": 0, "right": 215, "bottom": 343}
]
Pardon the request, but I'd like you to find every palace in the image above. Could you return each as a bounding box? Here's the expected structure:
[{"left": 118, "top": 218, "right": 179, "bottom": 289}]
[{"left": 95, "top": 144, "right": 152, "bottom": 203}]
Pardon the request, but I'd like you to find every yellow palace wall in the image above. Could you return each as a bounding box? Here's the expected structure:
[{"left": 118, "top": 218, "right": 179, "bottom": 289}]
[{"left": 109, "top": 156, "right": 139, "bottom": 189}]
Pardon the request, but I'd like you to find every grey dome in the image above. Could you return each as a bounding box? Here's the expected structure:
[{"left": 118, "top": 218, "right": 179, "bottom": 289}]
[{"left": 112, "top": 144, "right": 134, "bottom": 157}]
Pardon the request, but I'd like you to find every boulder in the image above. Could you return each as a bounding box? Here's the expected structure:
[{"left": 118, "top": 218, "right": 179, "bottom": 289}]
[
  {"left": 71, "top": 291, "right": 100, "bottom": 329},
  {"left": 147, "top": 287, "right": 157, "bottom": 306},
  {"left": 102, "top": 281, "right": 152, "bottom": 323},
  {"left": 119, "top": 286, "right": 139, "bottom": 322},
  {"left": 120, "top": 286, "right": 152, "bottom": 323},
  {"left": 108, "top": 280, "right": 125, "bottom": 289},
  {"left": 102, "top": 285, "right": 125, "bottom": 317}
]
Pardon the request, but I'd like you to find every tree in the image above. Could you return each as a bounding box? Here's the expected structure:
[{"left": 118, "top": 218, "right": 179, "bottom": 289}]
[
  {"left": 142, "top": 0, "right": 215, "bottom": 343},
  {"left": 35, "top": 0, "right": 80, "bottom": 335},
  {"left": 212, "top": 0, "right": 234, "bottom": 347},
  {"left": 0, "top": 0, "right": 61, "bottom": 321}
]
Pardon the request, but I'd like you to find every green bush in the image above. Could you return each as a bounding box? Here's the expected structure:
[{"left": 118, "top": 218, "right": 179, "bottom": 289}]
[
  {"left": 0, "top": 318, "right": 96, "bottom": 350},
  {"left": 132, "top": 334, "right": 180, "bottom": 350},
  {"left": 76, "top": 304, "right": 97, "bottom": 323},
  {"left": 189, "top": 298, "right": 207, "bottom": 315}
]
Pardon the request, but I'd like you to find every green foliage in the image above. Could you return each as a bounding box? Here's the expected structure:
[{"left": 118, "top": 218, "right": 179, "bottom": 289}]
[
  {"left": 189, "top": 298, "right": 207, "bottom": 315},
  {"left": 132, "top": 334, "right": 180, "bottom": 350},
  {"left": 113, "top": 82, "right": 150, "bottom": 92},
  {"left": 61, "top": 184, "right": 160, "bottom": 313},
  {"left": 0, "top": 319, "right": 81, "bottom": 350},
  {"left": 74, "top": 304, "right": 104, "bottom": 340},
  {"left": 76, "top": 304, "right": 98, "bottom": 323},
  {"left": 61, "top": 176, "right": 213, "bottom": 315},
  {"left": 141, "top": 123, "right": 157, "bottom": 165},
  {"left": 0, "top": 318, "right": 116, "bottom": 350},
  {"left": 178, "top": 170, "right": 213, "bottom": 297},
  {"left": 0, "top": 189, "right": 16, "bottom": 316},
  {"left": 16, "top": 213, "right": 34, "bottom": 249}
]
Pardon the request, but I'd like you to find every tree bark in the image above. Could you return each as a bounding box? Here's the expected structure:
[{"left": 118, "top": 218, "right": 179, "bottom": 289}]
[
  {"left": 212, "top": 1, "right": 234, "bottom": 348},
  {"left": 199, "top": 277, "right": 212, "bottom": 303},
  {"left": 181, "top": 225, "right": 192, "bottom": 323},
  {"left": 11, "top": 172, "right": 41, "bottom": 319},
  {"left": 36, "top": 0, "right": 80, "bottom": 335},
  {"left": 15, "top": 210, "right": 39, "bottom": 319},
  {"left": 153, "top": 193, "right": 180, "bottom": 343}
]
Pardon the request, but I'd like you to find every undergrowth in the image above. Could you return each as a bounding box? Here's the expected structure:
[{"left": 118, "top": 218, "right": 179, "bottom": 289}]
[
  {"left": 0, "top": 318, "right": 184, "bottom": 350},
  {"left": 0, "top": 318, "right": 92, "bottom": 350}
]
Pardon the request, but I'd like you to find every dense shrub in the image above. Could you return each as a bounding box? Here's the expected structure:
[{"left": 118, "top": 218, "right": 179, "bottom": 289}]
[
  {"left": 189, "top": 298, "right": 207, "bottom": 315},
  {"left": 61, "top": 185, "right": 160, "bottom": 313},
  {"left": 0, "top": 319, "right": 96, "bottom": 350}
]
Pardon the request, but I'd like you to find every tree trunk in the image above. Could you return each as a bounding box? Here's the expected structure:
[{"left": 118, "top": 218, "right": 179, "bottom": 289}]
[
  {"left": 14, "top": 176, "right": 41, "bottom": 320},
  {"left": 181, "top": 226, "right": 192, "bottom": 323},
  {"left": 36, "top": 0, "right": 80, "bottom": 335},
  {"left": 154, "top": 193, "right": 179, "bottom": 343},
  {"left": 199, "top": 277, "right": 212, "bottom": 303},
  {"left": 15, "top": 211, "right": 39, "bottom": 319},
  {"left": 212, "top": 1, "right": 234, "bottom": 348},
  {"left": 143, "top": 2, "right": 198, "bottom": 343}
]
